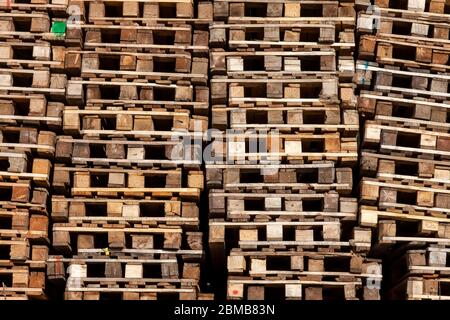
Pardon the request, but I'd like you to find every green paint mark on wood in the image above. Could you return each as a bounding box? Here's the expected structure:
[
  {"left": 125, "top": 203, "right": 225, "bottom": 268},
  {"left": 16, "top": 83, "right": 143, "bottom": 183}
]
[{"left": 51, "top": 21, "right": 66, "bottom": 34}]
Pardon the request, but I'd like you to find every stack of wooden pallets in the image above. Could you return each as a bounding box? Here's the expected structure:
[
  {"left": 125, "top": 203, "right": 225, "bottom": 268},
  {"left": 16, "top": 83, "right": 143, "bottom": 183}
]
[
  {"left": 207, "top": 0, "right": 382, "bottom": 300},
  {"left": 2, "top": 0, "right": 448, "bottom": 301},
  {"left": 0, "top": 0, "right": 67, "bottom": 300},
  {"left": 356, "top": 0, "right": 450, "bottom": 299},
  {"left": 45, "top": 0, "right": 214, "bottom": 300},
  {"left": 386, "top": 247, "right": 450, "bottom": 299}
]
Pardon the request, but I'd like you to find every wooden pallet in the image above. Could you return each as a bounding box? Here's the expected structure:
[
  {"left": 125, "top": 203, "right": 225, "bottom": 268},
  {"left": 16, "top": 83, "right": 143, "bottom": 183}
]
[
  {"left": 361, "top": 177, "right": 450, "bottom": 213},
  {"left": 77, "top": 51, "right": 208, "bottom": 84},
  {"left": 210, "top": 23, "right": 351, "bottom": 49},
  {"left": 0, "top": 209, "right": 48, "bottom": 242},
  {"left": 0, "top": 0, "right": 67, "bottom": 14},
  {"left": 50, "top": 250, "right": 210, "bottom": 299},
  {"left": 0, "top": 126, "right": 55, "bottom": 157},
  {"left": 211, "top": 49, "right": 337, "bottom": 74},
  {"left": 0, "top": 181, "right": 48, "bottom": 211},
  {"left": 384, "top": 246, "right": 450, "bottom": 300},
  {"left": 211, "top": 104, "right": 358, "bottom": 132},
  {"left": 0, "top": 96, "right": 63, "bottom": 129},
  {"left": 55, "top": 136, "right": 202, "bottom": 169},
  {"left": 47, "top": 255, "right": 201, "bottom": 283},
  {"left": 359, "top": 209, "right": 450, "bottom": 260},
  {"left": 207, "top": 132, "right": 358, "bottom": 164},
  {"left": 0, "top": 150, "right": 52, "bottom": 187},
  {"left": 356, "top": 0, "right": 449, "bottom": 16},
  {"left": 0, "top": 41, "right": 65, "bottom": 71},
  {"left": 357, "top": 11, "right": 450, "bottom": 40},
  {"left": 209, "top": 219, "right": 371, "bottom": 252},
  {"left": 52, "top": 222, "right": 203, "bottom": 254},
  {"left": 66, "top": 23, "right": 209, "bottom": 52},
  {"left": 0, "top": 67, "right": 66, "bottom": 99},
  {"left": 358, "top": 34, "right": 449, "bottom": 71},
  {"left": 63, "top": 290, "right": 213, "bottom": 300},
  {"left": 54, "top": 183, "right": 200, "bottom": 200},
  {"left": 63, "top": 107, "right": 207, "bottom": 137},
  {"left": 210, "top": 49, "right": 354, "bottom": 85},
  {"left": 360, "top": 205, "right": 450, "bottom": 230},
  {"left": 226, "top": 276, "right": 379, "bottom": 300},
  {"left": 66, "top": 48, "right": 205, "bottom": 73},
  {"left": 53, "top": 165, "right": 202, "bottom": 191},
  {"left": 0, "top": 13, "right": 66, "bottom": 42},
  {"left": 51, "top": 195, "right": 200, "bottom": 227},
  {"left": 213, "top": 0, "right": 356, "bottom": 25},
  {"left": 357, "top": 92, "right": 449, "bottom": 131},
  {"left": 0, "top": 265, "right": 46, "bottom": 300},
  {"left": 0, "top": 241, "right": 47, "bottom": 269},
  {"left": 67, "top": 0, "right": 213, "bottom": 25},
  {"left": 361, "top": 151, "right": 450, "bottom": 184},
  {"left": 356, "top": 63, "right": 448, "bottom": 102},
  {"left": 65, "top": 78, "right": 209, "bottom": 115},
  {"left": 208, "top": 190, "right": 358, "bottom": 219},
  {"left": 363, "top": 121, "right": 450, "bottom": 159},
  {"left": 226, "top": 247, "right": 382, "bottom": 300},
  {"left": 388, "top": 276, "right": 450, "bottom": 300},
  {"left": 227, "top": 248, "right": 381, "bottom": 278},
  {"left": 211, "top": 77, "right": 340, "bottom": 105},
  {"left": 62, "top": 285, "right": 202, "bottom": 300},
  {"left": 206, "top": 163, "right": 354, "bottom": 193},
  {"left": 388, "top": 247, "right": 450, "bottom": 283},
  {"left": 364, "top": 146, "right": 450, "bottom": 178}
]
